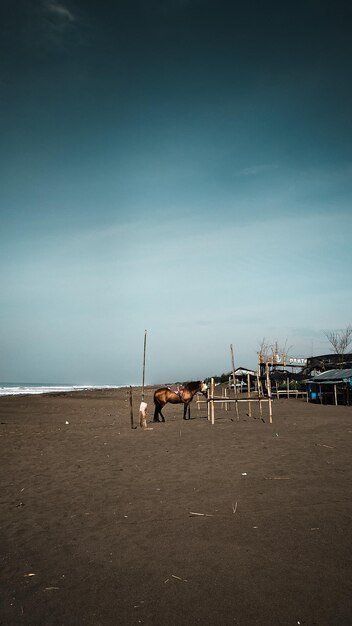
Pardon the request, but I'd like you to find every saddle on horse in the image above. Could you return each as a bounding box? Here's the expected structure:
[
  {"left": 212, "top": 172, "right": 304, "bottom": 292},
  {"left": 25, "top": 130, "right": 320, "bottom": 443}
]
[{"left": 168, "top": 385, "right": 184, "bottom": 399}]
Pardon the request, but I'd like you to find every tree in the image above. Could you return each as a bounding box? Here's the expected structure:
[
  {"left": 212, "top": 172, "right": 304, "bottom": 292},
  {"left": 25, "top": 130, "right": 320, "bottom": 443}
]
[
  {"left": 324, "top": 325, "right": 352, "bottom": 357},
  {"left": 257, "top": 338, "right": 293, "bottom": 363},
  {"left": 258, "top": 338, "right": 270, "bottom": 361}
]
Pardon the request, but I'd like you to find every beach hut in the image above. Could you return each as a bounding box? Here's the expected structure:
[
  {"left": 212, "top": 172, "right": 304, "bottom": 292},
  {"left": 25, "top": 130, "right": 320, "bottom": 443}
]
[
  {"left": 229, "top": 367, "right": 256, "bottom": 391},
  {"left": 307, "top": 369, "right": 352, "bottom": 406}
]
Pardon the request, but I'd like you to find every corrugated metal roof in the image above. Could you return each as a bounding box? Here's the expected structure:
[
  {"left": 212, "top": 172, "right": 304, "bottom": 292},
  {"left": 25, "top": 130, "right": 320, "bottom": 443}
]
[{"left": 308, "top": 369, "right": 352, "bottom": 383}]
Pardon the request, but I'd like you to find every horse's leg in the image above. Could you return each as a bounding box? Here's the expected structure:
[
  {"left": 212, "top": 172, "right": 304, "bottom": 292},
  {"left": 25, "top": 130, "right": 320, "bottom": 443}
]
[
  {"left": 153, "top": 402, "right": 161, "bottom": 422},
  {"left": 153, "top": 401, "right": 166, "bottom": 423},
  {"left": 183, "top": 402, "right": 189, "bottom": 420}
]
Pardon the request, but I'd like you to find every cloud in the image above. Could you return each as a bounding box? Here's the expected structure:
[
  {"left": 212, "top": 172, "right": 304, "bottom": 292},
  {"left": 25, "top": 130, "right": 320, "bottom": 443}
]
[
  {"left": 235, "top": 164, "right": 279, "bottom": 177},
  {"left": 45, "top": 2, "right": 75, "bottom": 22},
  {"left": 41, "top": 1, "right": 77, "bottom": 42}
]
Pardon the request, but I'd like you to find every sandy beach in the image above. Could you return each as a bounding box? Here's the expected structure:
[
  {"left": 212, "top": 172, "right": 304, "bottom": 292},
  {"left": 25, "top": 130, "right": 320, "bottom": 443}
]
[{"left": 1, "top": 387, "right": 352, "bottom": 625}]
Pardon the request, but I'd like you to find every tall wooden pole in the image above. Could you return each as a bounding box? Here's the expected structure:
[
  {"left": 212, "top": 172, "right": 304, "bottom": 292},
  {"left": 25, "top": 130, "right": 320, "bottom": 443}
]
[
  {"left": 211, "top": 377, "right": 215, "bottom": 425},
  {"left": 129, "top": 386, "right": 134, "bottom": 429},
  {"left": 247, "top": 372, "right": 252, "bottom": 417},
  {"left": 142, "top": 329, "right": 147, "bottom": 401},
  {"left": 256, "top": 369, "right": 263, "bottom": 418},
  {"left": 224, "top": 386, "right": 228, "bottom": 411},
  {"left": 265, "top": 362, "right": 273, "bottom": 424},
  {"left": 230, "top": 344, "right": 239, "bottom": 420}
]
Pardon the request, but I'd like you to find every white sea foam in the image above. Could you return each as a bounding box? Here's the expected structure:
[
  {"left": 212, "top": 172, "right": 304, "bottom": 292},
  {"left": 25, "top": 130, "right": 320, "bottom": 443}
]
[{"left": 0, "top": 384, "right": 121, "bottom": 397}]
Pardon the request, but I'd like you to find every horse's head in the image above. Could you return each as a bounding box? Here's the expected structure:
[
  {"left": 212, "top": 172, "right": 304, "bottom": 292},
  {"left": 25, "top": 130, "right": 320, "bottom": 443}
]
[{"left": 200, "top": 381, "right": 208, "bottom": 395}]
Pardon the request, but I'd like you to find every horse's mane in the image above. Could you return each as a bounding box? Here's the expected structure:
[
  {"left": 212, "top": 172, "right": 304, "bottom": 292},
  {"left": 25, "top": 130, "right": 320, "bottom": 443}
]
[{"left": 184, "top": 380, "right": 201, "bottom": 392}]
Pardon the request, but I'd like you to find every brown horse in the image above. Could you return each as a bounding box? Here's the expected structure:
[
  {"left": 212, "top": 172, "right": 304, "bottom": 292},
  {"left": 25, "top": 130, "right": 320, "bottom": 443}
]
[{"left": 153, "top": 380, "right": 208, "bottom": 422}]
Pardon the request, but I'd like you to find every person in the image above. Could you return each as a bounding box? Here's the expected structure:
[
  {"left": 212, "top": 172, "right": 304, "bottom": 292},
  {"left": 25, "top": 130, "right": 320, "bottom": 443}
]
[{"left": 176, "top": 385, "right": 184, "bottom": 397}]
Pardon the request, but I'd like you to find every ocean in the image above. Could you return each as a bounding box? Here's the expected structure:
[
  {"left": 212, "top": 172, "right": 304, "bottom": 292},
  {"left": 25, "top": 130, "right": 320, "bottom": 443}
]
[{"left": 0, "top": 383, "right": 121, "bottom": 396}]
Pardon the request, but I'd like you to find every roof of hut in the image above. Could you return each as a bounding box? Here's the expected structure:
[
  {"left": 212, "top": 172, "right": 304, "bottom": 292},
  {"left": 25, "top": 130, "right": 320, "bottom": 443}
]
[{"left": 308, "top": 369, "right": 352, "bottom": 384}]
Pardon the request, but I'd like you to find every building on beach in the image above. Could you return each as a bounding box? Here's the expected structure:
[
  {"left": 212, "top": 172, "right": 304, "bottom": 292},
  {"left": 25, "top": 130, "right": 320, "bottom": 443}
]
[
  {"left": 304, "top": 353, "right": 352, "bottom": 376},
  {"left": 307, "top": 369, "right": 352, "bottom": 405}
]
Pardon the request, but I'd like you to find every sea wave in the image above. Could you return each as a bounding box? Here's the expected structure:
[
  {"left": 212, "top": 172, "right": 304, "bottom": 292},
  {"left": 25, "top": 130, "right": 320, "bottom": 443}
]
[{"left": 0, "top": 384, "right": 121, "bottom": 397}]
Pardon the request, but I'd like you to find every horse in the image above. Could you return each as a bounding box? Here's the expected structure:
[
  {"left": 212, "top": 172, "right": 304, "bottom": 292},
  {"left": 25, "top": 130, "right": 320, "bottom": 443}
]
[{"left": 153, "top": 380, "right": 208, "bottom": 422}]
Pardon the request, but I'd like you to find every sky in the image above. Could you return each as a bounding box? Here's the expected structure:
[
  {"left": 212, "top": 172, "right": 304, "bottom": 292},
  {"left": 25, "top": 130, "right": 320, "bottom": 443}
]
[{"left": 1, "top": 0, "right": 352, "bottom": 385}]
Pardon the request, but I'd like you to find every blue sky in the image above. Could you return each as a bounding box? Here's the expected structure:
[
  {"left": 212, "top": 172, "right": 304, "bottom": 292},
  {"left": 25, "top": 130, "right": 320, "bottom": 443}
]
[{"left": 1, "top": 0, "right": 351, "bottom": 384}]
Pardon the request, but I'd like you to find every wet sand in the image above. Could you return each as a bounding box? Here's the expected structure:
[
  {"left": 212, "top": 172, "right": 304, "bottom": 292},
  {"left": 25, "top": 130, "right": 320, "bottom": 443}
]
[{"left": 1, "top": 387, "right": 352, "bottom": 625}]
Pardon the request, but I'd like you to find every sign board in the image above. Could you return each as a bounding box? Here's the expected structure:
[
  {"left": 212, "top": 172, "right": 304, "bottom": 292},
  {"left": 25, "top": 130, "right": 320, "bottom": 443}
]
[{"left": 289, "top": 357, "right": 307, "bottom": 366}]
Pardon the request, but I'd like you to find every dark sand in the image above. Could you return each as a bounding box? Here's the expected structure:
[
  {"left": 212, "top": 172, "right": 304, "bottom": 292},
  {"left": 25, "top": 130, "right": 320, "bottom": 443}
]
[{"left": 1, "top": 388, "right": 352, "bottom": 625}]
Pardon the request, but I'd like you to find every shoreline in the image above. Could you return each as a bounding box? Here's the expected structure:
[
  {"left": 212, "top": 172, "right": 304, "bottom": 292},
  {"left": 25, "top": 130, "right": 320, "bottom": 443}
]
[{"left": 0, "top": 383, "right": 157, "bottom": 398}]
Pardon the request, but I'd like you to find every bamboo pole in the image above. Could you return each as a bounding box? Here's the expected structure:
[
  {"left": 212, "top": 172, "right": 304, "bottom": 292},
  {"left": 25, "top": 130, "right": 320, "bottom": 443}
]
[
  {"left": 230, "top": 344, "right": 239, "bottom": 420},
  {"left": 265, "top": 362, "right": 273, "bottom": 423},
  {"left": 247, "top": 372, "right": 252, "bottom": 417},
  {"left": 258, "top": 351, "right": 262, "bottom": 379},
  {"left": 334, "top": 384, "right": 338, "bottom": 406},
  {"left": 207, "top": 378, "right": 215, "bottom": 424},
  {"left": 256, "top": 369, "right": 263, "bottom": 418},
  {"left": 211, "top": 377, "right": 215, "bottom": 425},
  {"left": 138, "top": 329, "right": 148, "bottom": 428},
  {"left": 129, "top": 386, "right": 134, "bottom": 429},
  {"left": 142, "top": 329, "right": 147, "bottom": 401}
]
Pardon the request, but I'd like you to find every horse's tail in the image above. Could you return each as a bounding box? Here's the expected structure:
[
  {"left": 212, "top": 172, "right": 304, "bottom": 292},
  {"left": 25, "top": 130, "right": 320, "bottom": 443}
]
[
  {"left": 153, "top": 390, "right": 162, "bottom": 421},
  {"left": 153, "top": 402, "right": 159, "bottom": 421}
]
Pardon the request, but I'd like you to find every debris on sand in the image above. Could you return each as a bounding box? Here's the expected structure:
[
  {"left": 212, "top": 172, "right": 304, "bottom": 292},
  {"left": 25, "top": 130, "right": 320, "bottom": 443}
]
[{"left": 189, "top": 511, "right": 213, "bottom": 517}]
